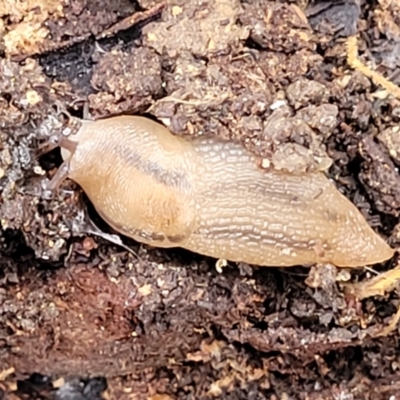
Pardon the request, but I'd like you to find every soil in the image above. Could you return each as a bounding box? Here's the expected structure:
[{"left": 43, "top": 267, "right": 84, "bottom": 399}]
[{"left": 1, "top": 0, "right": 400, "bottom": 399}]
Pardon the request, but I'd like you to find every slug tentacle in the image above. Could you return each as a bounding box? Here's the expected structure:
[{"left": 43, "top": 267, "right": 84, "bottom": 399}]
[
  {"left": 47, "top": 161, "right": 70, "bottom": 191},
  {"left": 46, "top": 115, "right": 394, "bottom": 268},
  {"left": 40, "top": 135, "right": 78, "bottom": 194}
]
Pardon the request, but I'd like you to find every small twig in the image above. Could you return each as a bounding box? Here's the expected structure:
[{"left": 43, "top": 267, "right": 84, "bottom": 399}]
[
  {"left": 96, "top": 3, "right": 166, "bottom": 40},
  {"left": 364, "top": 266, "right": 379, "bottom": 276},
  {"left": 346, "top": 35, "right": 400, "bottom": 99},
  {"left": 83, "top": 215, "right": 140, "bottom": 258}
]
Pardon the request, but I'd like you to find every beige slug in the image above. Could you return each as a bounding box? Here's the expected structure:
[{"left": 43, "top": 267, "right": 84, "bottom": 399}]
[{"left": 47, "top": 115, "right": 394, "bottom": 267}]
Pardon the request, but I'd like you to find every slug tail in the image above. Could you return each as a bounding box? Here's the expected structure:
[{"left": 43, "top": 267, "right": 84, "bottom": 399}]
[
  {"left": 188, "top": 160, "right": 395, "bottom": 267},
  {"left": 326, "top": 195, "right": 395, "bottom": 267}
]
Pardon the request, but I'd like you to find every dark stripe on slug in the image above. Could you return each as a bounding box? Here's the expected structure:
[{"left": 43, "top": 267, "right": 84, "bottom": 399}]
[
  {"left": 167, "top": 234, "right": 186, "bottom": 243},
  {"left": 124, "top": 227, "right": 187, "bottom": 245},
  {"left": 117, "top": 144, "right": 190, "bottom": 189},
  {"left": 122, "top": 224, "right": 167, "bottom": 243},
  {"left": 106, "top": 216, "right": 186, "bottom": 245}
]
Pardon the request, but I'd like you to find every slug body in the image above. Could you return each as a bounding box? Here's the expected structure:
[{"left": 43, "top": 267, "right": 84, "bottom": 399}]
[{"left": 53, "top": 116, "right": 394, "bottom": 267}]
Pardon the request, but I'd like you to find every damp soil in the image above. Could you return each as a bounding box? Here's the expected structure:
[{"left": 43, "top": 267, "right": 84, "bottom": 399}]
[{"left": 1, "top": 0, "right": 400, "bottom": 399}]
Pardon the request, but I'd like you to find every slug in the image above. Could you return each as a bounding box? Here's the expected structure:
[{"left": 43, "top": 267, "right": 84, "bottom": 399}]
[{"left": 46, "top": 115, "right": 394, "bottom": 267}]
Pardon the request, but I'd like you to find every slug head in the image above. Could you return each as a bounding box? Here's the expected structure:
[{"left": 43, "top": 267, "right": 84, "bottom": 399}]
[
  {"left": 40, "top": 118, "right": 88, "bottom": 194},
  {"left": 58, "top": 119, "right": 91, "bottom": 161}
]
